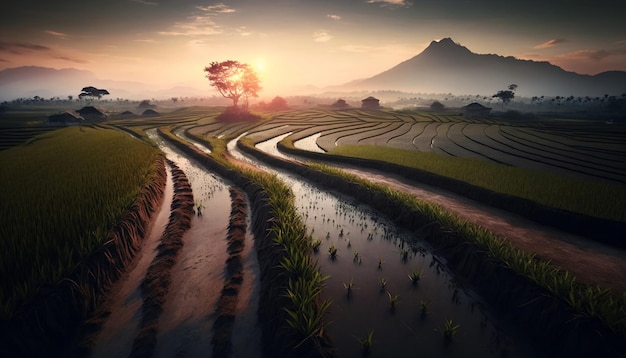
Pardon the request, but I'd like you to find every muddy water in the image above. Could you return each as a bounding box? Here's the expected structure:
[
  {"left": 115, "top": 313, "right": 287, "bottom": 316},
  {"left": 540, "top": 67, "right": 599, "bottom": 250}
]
[
  {"left": 228, "top": 137, "right": 541, "bottom": 357},
  {"left": 90, "top": 163, "right": 174, "bottom": 358},
  {"left": 294, "top": 132, "right": 325, "bottom": 153},
  {"left": 147, "top": 130, "right": 261, "bottom": 358}
]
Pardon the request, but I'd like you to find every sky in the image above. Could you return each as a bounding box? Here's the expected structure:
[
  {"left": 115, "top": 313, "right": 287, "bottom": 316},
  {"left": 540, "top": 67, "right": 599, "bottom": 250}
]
[{"left": 1, "top": 0, "right": 625, "bottom": 97}]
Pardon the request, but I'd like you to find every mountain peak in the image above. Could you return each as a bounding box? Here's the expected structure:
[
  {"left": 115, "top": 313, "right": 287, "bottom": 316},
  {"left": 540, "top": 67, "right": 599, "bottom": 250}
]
[{"left": 423, "top": 38, "right": 472, "bottom": 56}]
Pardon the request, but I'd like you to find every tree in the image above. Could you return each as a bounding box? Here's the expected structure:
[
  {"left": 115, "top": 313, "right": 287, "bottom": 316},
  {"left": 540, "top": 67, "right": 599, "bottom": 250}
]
[
  {"left": 269, "top": 96, "right": 289, "bottom": 110},
  {"left": 79, "top": 86, "right": 109, "bottom": 102},
  {"left": 492, "top": 84, "right": 517, "bottom": 107},
  {"left": 204, "top": 60, "right": 260, "bottom": 111}
]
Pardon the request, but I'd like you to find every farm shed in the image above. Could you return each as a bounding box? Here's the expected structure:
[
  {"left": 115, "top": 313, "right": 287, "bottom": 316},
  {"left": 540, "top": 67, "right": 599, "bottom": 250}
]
[
  {"left": 361, "top": 96, "right": 380, "bottom": 110},
  {"left": 77, "top": 106, "right": 107, "bottom": 121},
  {"left": 141, "top": 109, "right": 160, "bottom": 117},
  {"left": 47, "top": 111, "right": 83, "bottom": 126},
  {"left": 463, "top": 102, "right": 491, "bottom": 117},
  {"left": 331, "top": 99, "right": 349, "bottom": 109}
]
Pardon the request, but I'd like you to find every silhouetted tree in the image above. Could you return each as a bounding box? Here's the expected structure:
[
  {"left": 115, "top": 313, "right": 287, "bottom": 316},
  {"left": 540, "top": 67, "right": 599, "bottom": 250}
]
[
  {"left": 492, "top": 84, "right": 517, "bottom": 107},
  {"left": 79, "top": 86, "right": 109, "bottom": 101},
  {"left": 269, "top": 96, "right": 289, "bottom": 110},
  {"left": 204, "top": 60, "right": 260, "bottom": 111}
]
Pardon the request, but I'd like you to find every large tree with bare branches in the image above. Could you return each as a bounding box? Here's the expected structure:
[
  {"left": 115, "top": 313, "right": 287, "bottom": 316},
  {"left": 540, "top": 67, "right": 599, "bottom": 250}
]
[{"left": 204, "top": 60, "right": 260, "bottom": 111}]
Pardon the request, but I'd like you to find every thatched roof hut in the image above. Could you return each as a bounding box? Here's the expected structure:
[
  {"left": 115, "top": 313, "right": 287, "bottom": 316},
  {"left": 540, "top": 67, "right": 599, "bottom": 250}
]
[
  {"left": 141, "top": 109, "right": 160, "bottom": 117},
  {"left": 463, "top": 103, "right": 491, "bottom": 117},
  {"left": 77, "top": 106, "right": 107, "bottom": 121},
  {"left": 361, "top": 96, "right": 380, "bottom": 110},
  {"left": 47, "top": 111, "right": 83, "bottom": 126}
]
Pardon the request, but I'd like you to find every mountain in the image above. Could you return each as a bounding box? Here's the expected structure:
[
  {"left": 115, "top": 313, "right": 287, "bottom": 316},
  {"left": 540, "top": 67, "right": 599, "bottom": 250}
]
[
  {"left": 0, "top": 66, "right": 206, "bottom": 101},
  {"left": 339, "top": 38, "right": 626, "bottom": 97}
]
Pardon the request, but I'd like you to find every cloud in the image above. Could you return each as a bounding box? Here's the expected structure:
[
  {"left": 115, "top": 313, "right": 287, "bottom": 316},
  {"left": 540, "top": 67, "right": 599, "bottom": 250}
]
[
  {"left": 52, "top": 55, "right": 88, "bottom": 64},
  {"left": 236, "top": 26, "right": 253, "bottom": 36},
  {"left": 159, "top": 15, "right": 222, "bottom": 36},
  {"left": 195, "top": 3, "right": 236, "bottom": 13},
  {"left": 159, "top": 3, "right": 235, "bottom": 36},
  {"left": 134, "top": 38, "right": 157, "bottom": 43},
  {"left": 533, "top": 39, "right": 566, "bottom": 49},
  {"left": 45, "top": 30, "right": 69, "bottom": 39},
  {"left": 130, "top": 0, "right": 158, "bottom": 5},
  {"left": 327, "top": 14, "right": 341, "bottom": 20},
  {"left": 313, "top": 30, "right": 333, "bottom": 42},
  {"left": 561, "top": 49, "right": 613, "bottom": 61},
  {"left": 366, "top": 0, "right": 411, "bottom": 7},
  {"left": 0, "top": 42, "right": 51, "bottom": 54},
  {"left": 0, "top": 41, "right": 87, "bottom": 64}
]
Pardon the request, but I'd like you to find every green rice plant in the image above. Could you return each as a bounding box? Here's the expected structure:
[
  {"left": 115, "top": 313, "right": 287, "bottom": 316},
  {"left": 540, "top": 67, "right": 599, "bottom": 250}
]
[
  {"left": 353, "top": 251, "right": 362, "bottom": 264},
  {"left": 356, "top": 330, "right": 374, "bottom": 355},
  {"left": 343, "top": 278, "right": 355, "bottom": 297},
  {"left": 379, "top": 277, "right": 388, "bottom": 292},
  {"left": 409, "top": 271, "right": 422, "bottom": 284},
  {"left": 377, "top": 257, "right": 385, "bottom": 270},
  {"left": 419, "top": 300, "right": 431, "bottom": 316},
  {"left": 387, "top": 292, "right": 399, "bottom": 311},
  {"left": 329, "top": 145, "right": 626, "bottom": 223},
  {"left": 311, "top": 238, "right": 322, "bottom": 253},
  {"left": 400, "top": 248, "right": 410, "bottom": 261},
  {"left": 328, "top": 245, "right": 338, "bottom": 259},
  {"left": 437, "top": 319, "right": 461, "bottom": 339},
  {"left": 0, "top": 126, "right": 161, "bottom": 319}
]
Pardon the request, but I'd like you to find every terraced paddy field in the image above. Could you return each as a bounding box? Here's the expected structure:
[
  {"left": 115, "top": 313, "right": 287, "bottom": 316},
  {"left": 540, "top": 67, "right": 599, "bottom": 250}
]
[{"left": 1, "top": 106, "right": 625, "bottom": 357}]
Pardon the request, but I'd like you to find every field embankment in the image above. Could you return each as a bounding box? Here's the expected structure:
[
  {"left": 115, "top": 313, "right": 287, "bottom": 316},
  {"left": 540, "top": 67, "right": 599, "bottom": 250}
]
[
  {"left": 0, "top": 126, "right": 166, "bottom": 356},
  {"left": 158, "top": 128, "right": 334, "bottom": 357}
]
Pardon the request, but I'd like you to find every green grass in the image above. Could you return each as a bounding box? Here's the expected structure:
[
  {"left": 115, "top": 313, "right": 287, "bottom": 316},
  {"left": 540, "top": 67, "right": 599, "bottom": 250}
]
[
  {"left": 329, "top": 145, "right": 626, "bottom": 222},
  {"left": 0, "top": 126, "right": 161, "bottom": 319}
]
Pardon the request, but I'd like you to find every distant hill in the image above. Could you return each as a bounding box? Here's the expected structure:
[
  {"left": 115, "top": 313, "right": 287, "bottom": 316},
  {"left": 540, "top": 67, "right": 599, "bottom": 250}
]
[
  {"left": 0, "top": 66, "right": 206, "bottom": 101},
  {"left": 338, "top": 38, "right": 626, "bottom": 97}
]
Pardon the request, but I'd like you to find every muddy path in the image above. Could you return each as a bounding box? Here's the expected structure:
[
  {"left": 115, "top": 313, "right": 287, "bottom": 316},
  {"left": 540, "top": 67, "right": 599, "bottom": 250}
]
[
  {"left": 85, "top": 130, "right": 261, "bottom": 358},
  {"left": 267, "top": 133, "right": 626, "bottom": 293}
]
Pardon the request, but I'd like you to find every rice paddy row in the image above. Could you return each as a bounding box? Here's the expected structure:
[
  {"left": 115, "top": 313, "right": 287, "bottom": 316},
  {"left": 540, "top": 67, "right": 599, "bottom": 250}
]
[{"left": 0, "top": 126, "right": 161, "bottom": 319}]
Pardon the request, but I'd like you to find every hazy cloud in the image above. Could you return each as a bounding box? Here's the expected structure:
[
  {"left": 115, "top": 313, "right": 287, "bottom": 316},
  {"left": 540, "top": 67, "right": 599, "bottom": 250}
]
[
  {"left": 159, "top": 15, "right": 222, "bottom": 36},
  {"left": 367, "top": 0, "right": 411, "bottom": 7},
  {"left": 130, "top": 0, "right": 158, "bottom": 5},
  {"left": 52, "top": 55, "right": 88, "bottom": 64},
  {"left": 534, "top": 39, "right": 566, "bottom": 49},
  {"left": 327, "top": 14, "right": 341, "bottom": 20},
  {"left": 45, "top": 30, "right": 69, "bottom": 39},
  {"left": 236, "top": 26, "right": 252, "bottom": 36},
  {"left": 313, "top": 30, "right": 333, "bottom": 42},
  {"left": 563, "top": 49, "right": 613, "bottom": 61},
  {"left": 0, "top": 42, "right": 50, "bottom": 54},
  {"left": 159, "top": 3, "right": 235, "bottom": 36},
  {"left": 134, "top": 38, "right": 157, "bottom": 43},
  {"left": 195, "top": 4, "right": 236, "bottom": 13},
  {"left": 0, "top": 41, "right": 87, "bottom": 64}
]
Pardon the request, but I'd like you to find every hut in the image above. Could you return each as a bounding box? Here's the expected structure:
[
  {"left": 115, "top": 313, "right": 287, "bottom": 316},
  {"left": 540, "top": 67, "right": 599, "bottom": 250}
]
[
  {"left": 141, "top": 109, "right": 160, "bottom": 117},
  {"left": 47, "top": 111, "right": 83, "bottom": 126},
  {"left": 77, "top": 106, "right": 107, "bottom": 121},
  {"left": 331, "top": 99, "right": 349, "bottom": 109},
  {"left": 361, "top": 96, "right": 380, "bottom": 110},
  {"left": 463, "top": 103, "right": 492, "bottom": 117}
]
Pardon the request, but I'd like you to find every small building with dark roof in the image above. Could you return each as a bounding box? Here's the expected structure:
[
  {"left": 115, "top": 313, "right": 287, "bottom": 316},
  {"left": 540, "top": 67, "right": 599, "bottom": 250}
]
[
  {"left": 463, "top": 102, "right": 492, "bottom": 117},
  {"left": 361, "top": 96, "right": 380, "bottom": 110},
  {"left": 47, "top": 111, "right": 84, "bottom": 126},
  {"left": 77, "top": 106, "right": 107, "bottom": 121},
  {"left": 141, "top": 109, "right": 160, "bottom": 117}
]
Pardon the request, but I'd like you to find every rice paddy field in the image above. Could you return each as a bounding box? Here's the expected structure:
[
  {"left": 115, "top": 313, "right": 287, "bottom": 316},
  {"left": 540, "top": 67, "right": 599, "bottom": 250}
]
[{"left": 1, "top": 105, "right": 625, "bottom": 357}]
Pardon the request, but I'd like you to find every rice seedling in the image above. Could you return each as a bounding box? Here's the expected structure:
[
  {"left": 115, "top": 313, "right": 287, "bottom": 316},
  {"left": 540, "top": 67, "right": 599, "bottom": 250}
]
[
  {"left": 409, "top": 271, "right": 422, "bottom": 284},
  {"left": 379, "top": 277, "right": 387, "bottom": 292},
  {"left": 377, "top": 257, "right": 385, "bottom": 270},
  {"left": 437, "top": 319, "right": 461, "bottom": 340},
  {"left": 419, "top": 300, "right": 431, "bottom": 316},
  {"left": 387, "top": 292, "right": 399, "bottom": 311},
  {"left": 343, "top": 278, "right": 355, "bottom": 297},
  {"left": 400, "top": 248, "right": 410, "bottom": 261},
  {"left": 356, "top": 330, "right": 374, "bottom": 355},
  {"left": 311, "top": 238, "right": 322, "bottom": 253},
  {"left": 328, "top": 245, "right": 338, "bottom": 259},
  {"left": 353, "top": 251, "right": 361, "bottom": 264}
]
